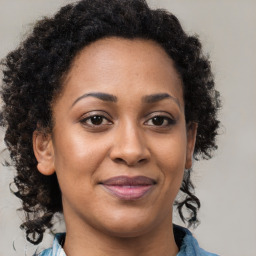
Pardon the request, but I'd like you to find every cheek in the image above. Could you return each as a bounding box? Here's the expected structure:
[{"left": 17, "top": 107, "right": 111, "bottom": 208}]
[
  {"left": 152, "top": 130, "right": 187, "bottom": 196},
  {"left": 156, "top": 132, "right": 187, "bottom": 171},
  {"left": 52, "top": 130, "right": 109, "bottom": 189}
]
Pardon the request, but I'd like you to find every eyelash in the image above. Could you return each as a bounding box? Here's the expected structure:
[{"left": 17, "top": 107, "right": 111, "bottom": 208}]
[
  {"left": 80, "top": 114, "right": 112, "bottom": 127},
  {"left": 79, "top": 112, "right": 175, "bottom": 129},
  {"left": 144, "top": 115, "right": 175, "bottom": 127}
]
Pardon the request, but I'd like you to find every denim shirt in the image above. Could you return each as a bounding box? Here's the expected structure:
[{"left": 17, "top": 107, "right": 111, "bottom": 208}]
[{"left": 37, "top": 225, "right": 218, "bottom": 256}]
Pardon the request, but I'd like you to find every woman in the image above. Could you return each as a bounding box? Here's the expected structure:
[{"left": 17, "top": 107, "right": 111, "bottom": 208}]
[{"left": 0, "top": 0, "right": 220, "bottom": 255}]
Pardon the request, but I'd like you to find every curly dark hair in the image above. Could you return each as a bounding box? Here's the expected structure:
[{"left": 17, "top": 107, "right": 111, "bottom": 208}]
[{"left": 0, "top": 0, "right": 220, "bottom": 245}]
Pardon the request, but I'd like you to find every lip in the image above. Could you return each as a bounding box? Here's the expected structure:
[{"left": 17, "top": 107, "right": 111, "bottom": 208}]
[{"left": 100, "top": 176, "right": 156, "bottom": 200}]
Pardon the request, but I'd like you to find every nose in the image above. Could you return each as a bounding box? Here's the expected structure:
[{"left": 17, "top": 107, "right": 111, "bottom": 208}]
[{"left": 109, "top": 122, "right": 150, "bottom": 166}]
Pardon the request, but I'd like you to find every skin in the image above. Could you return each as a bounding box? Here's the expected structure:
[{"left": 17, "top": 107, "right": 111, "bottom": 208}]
[{"left": 33, "top": 37, "right": 197, "bottom": 256}]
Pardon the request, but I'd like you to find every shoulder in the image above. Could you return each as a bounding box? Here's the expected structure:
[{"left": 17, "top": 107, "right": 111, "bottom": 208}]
[
  {"left": 35, "top": 233, "right": 66, "bottom": 256},
  {"left": 173, "top": 225, "right": 219, "bottom": 256}
]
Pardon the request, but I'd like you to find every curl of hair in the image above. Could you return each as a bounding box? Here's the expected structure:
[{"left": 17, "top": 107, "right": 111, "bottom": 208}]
[{"left": 0, "top": 0, "right": 220, "bottom": 244}]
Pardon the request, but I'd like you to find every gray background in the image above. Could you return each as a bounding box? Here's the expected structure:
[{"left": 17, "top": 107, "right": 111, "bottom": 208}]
[{"left": 0, "top": 0, "right": 256, "bottom": 255}]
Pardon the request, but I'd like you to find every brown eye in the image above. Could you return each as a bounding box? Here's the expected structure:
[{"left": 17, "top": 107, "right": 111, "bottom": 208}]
[
  {"left": 145, "top": 115, "right": 175, "bottom": 127},
  {"left": 90, "top": 116, "right": 104, "bottom": 125},
  {"left": 152, "top": 116, "right": 165, "bottom": 126},
  {"left": 80, "top": 114, "right": 112, "bottom": 127}
]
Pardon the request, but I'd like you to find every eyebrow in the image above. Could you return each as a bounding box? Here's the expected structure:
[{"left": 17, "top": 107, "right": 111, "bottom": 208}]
[
  {"left": 143, "top": 93, "right": 181, "bottom": 108},
  {"left": 71, "top": 92, "right": 180, "bottom": 109},
  {"left": 71, "top": 92, "right": 117, "bottom": 107}
]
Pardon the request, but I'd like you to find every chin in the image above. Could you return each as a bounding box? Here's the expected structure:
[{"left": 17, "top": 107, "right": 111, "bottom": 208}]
[
  {"left": 102, "top": 224, "right": 152, "bottom": 239},
  {"left": 97, "top": 212, "right": 158, "bottom": 238}
]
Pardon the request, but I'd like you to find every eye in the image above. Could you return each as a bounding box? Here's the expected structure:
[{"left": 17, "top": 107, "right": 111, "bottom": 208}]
[
  {"left": 145, "top": 115, "right": 175, "bottom": 127},
  {"left": 80, "top": 114, "right": 112, "bottom": 126}
]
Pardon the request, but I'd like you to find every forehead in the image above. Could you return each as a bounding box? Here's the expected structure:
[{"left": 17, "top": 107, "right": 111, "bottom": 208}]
[{"left": 59, "top": 37, "right": 183, "bottom": 106}]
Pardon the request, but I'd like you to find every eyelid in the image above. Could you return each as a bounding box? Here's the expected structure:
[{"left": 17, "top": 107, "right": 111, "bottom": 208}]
[
  {"left": 143, "top": 111, "right": 176, "bottom": 126},
  {"left": 79, "top": 110, "right": 113, "bottom": 127},
  {"left": 80, "top": 110, "right": 113, "bottom": 120},
  {"left": 144, "top": 111, "right": 175, "bottom": 120}
]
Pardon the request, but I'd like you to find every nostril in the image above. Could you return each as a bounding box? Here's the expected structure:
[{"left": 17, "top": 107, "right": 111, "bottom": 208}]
[
  {"left": 113, "top": 157, "right": 147, "bottom": 166},
  {"left": 115, "top": 158, "right": 125, "bottom": 164},
  {"left": 114, "top": 157, "right": 147, "bottom": 166}
]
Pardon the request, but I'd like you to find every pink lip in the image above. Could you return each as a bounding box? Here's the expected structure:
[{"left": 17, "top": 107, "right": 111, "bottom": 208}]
[{"left": 100, "top": 176, "right": 156, "bottom": 200}]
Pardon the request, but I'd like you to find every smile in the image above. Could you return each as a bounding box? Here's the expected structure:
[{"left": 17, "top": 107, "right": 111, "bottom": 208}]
[{"left": 100, "top": 176, "right": 156, "bottom": 200}]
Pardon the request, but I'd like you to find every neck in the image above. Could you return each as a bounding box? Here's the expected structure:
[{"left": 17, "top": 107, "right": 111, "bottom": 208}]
[{"left": 63, "top": 213, "right": 178, "bottom": 256}]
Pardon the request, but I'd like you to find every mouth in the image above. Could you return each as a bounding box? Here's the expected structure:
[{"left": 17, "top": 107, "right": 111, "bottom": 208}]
[{"left": 99, "top": 176, "right": 157, "bottom": 200}]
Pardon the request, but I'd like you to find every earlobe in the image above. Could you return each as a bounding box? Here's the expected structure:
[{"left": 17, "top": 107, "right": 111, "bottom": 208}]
[
  {"left": 33, "top": 131, "right": 55, "bottom": 176},
  {"left": 185, "top": 122, "right": 198, "bottom": 169}
]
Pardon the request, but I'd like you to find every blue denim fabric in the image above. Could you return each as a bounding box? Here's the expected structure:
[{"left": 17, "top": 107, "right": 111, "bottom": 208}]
[
  {"left": 175, "top": 226, "right": 218, "bottom": 256},
  {"left": 37, "top": 233, "right": 65, "bottom": 256},
  {"left": 37, "top": 226, "right": 219, "bottom": 256}
]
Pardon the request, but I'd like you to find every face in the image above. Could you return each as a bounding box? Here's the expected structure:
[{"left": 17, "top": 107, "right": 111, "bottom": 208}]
[{"left": 34, "top": 37, "right": 197, "bottom": 239}]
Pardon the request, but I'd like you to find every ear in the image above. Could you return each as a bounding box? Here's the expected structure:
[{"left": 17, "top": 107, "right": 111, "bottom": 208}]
[
  {"left": 33, "top": 130, "right": 55, "bottom": 176},
  {"left": 185, "top": 122, "right": 198, "bottom": 169}
]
